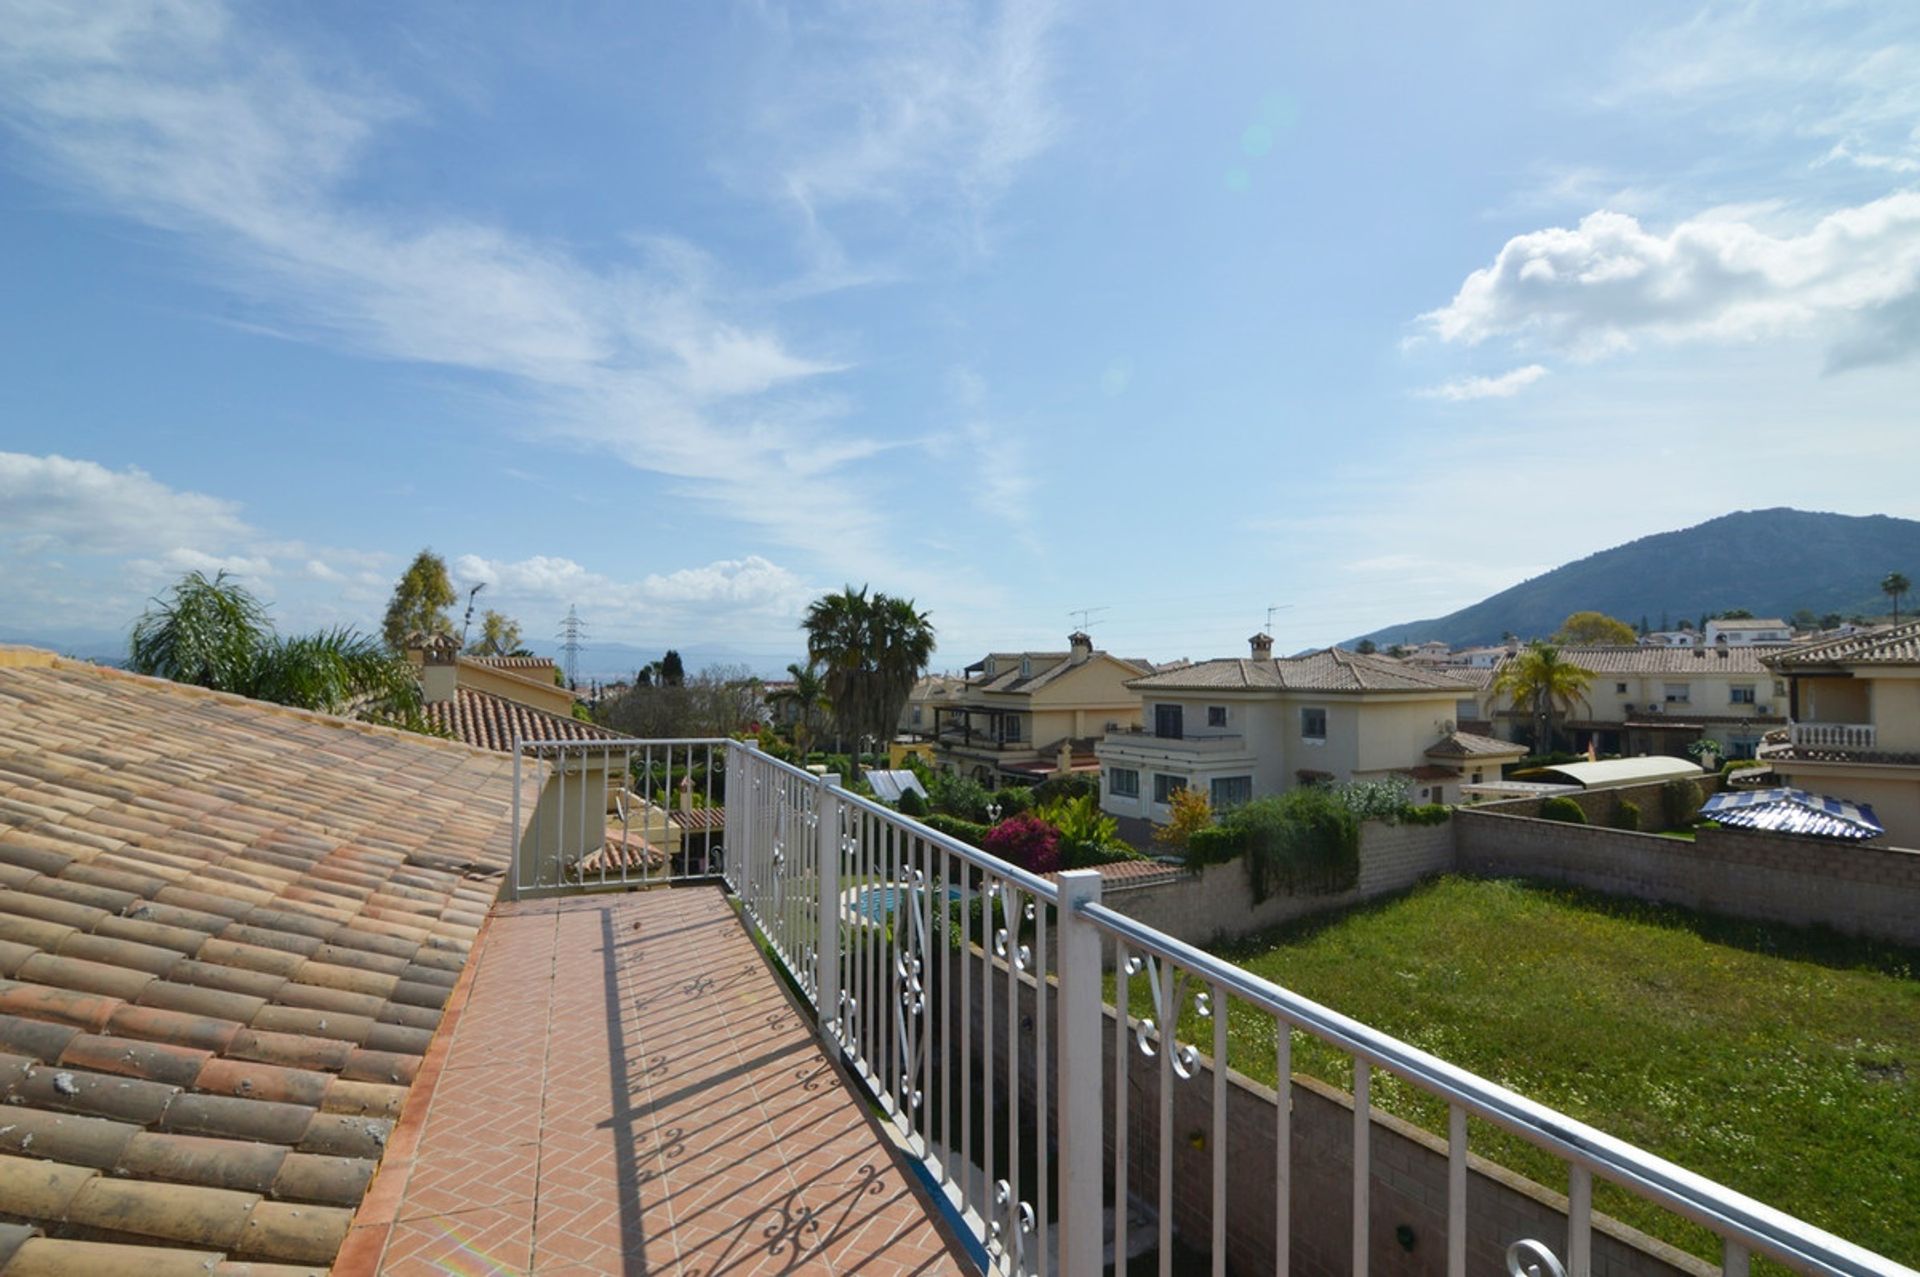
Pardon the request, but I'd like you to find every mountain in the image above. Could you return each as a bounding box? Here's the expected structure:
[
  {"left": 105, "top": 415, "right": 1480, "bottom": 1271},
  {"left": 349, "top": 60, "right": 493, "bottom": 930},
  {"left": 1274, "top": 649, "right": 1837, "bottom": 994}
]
[{"left": 1350, "top": 509, "right": 1920, "bottom": 649}]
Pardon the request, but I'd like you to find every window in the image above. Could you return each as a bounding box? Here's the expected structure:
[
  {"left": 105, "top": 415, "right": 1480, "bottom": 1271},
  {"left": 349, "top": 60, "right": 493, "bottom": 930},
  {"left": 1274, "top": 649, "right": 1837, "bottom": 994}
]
[
  {"left": 1730, "top": 685, "right": 1756, "bottom": 705},
  {"left": 1774, "top": 680, "right": 1787, "bottom": 697},
  {"left": 1207, "top": 705, "right": 1228, "bottom": 729},
  {"left": 1615, "top": 682, "right": 1628, "bottom": 694},
  {"left": 1154, "top": 703, "right": 1184, "bottom": 739},
  {"left": 1662, "top": 683, "right": 1690, "bottom": 704},
  {"left": 1020, "top": 656, "right": 1032, "bottom": 678},
  {"left": 911, "top": 707, "right": 922, "bottom": 726},
  {"left": 1000, "top": 715, "right": 1023, "bottom": 743},
  {"left": 1210, "top": 776, "right": 1252, "bottom": 809},
  {"left": 1300, "top": 707, "right": 1327, "bottom": 740},
  {"left": 1109, "top": 767, "right": 1140, "bottom": 798},
  {"left": 1152, "top": 773, "right": 1186, "bottom": 804}
]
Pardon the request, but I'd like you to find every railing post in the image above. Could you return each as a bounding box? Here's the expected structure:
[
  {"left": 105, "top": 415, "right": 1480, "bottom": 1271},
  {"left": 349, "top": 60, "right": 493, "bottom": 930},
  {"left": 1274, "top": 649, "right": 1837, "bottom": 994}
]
[
  {"left": 816, "top": 782, "right": 842, "bottom": 1042},
  {"left": 1054, "top": 868, "right": 1104, "bottom": 1277},
  {"left": 729, "top": 744, "right": 755, "bottom": 899},
  {"left": 504, "top": 735, "right": 523, "bottom": 903}
]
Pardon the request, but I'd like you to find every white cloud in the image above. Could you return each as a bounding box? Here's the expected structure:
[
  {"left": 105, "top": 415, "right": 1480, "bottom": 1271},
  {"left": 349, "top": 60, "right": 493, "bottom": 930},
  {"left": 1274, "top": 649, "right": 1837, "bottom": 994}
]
[
  {"left": 1420, "top": 196, "right": 1920, "bottom": 366},
  {"left": 0, "top": 451, "right": 249, "bottom": 556},
  {"left": 1416, "top": 364, "right": 1549, "bottom": 401},
  {"left": 0, "top": 0, "right": 921, "bottom": 577},
  {"left": 451, "top": 552, "right": 816, "bottom": 629}
]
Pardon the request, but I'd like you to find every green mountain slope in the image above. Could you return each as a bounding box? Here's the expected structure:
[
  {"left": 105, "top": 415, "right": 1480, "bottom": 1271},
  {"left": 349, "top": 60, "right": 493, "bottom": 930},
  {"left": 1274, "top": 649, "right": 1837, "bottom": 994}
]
[{"left": 1352, "top": 508, "right": 1920, "bottom": 648}]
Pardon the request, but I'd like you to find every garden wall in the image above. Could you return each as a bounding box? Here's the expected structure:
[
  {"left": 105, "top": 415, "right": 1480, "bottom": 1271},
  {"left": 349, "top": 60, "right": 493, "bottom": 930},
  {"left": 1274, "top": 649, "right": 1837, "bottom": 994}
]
[
  {"left": 1454, "top": 809, "right": 1920, "bottom": 946},
  {"left": 955, "top": 959, "right": 1705, "bottom": 1277},
  {"left": 1469, "top": 775, "right": 1722, "bottom": 832},
  {"left": 1101, "top": 820, "right": 1456, "bottom": 947}
]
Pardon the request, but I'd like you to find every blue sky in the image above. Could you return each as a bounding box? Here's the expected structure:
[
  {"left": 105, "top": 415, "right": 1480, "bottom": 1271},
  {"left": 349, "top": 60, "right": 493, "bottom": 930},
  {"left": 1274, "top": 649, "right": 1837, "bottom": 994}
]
[{"left": 4, "top": 1, "right": 1919, "bottom": 676}]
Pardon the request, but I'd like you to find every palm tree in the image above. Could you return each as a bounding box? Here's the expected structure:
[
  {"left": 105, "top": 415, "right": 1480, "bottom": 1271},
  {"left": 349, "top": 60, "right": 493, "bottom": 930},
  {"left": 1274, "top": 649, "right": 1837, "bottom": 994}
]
[
  {"left": 768, "top": 661, "right": 831, "bottom": 758},
  {"left": 803, "top": 586, "right": 935, "bottom": 776},
  {"left": 1491, "top": 642, "right": 1594, "bottom": 754},
  {"left": 1883, "top": 572, "right": 1911, "bottom": 626},
  {"left": 131, "top": 572, "right": 431, "bottom": 731}
]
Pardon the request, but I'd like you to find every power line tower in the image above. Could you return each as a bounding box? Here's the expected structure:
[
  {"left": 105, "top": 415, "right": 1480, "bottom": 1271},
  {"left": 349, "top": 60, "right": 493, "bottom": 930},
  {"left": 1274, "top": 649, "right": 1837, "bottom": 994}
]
[{"left": 557, "top": 606, "right": 588, "bottom": 688}]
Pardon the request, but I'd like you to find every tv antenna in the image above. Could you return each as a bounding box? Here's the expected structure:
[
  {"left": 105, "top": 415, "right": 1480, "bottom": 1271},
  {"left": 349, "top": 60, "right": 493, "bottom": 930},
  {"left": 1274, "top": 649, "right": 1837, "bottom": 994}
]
[
  {"left": 460, "top": 582, "right": 485, "bottom": 646},
  {"left": 1265, "top": 603, "right": 1294, "bottom": 632},
  {"left": 556, "top": 605, "right": 588, "bottom": 688},
  {"left": 1068, "top": 606, "right": 1109, "bottom": 631}
]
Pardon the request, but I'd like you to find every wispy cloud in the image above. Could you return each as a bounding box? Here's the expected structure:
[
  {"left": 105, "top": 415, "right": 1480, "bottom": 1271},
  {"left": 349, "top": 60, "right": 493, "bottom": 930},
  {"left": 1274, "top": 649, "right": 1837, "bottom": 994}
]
[
  {"left": 0, "top": 0, "right": 922, "bottom": 575},
  {"left": 0, "top": 451, "right": 249, "bottom": 557},
  {"left": 1416, "top": 364, "right": 1549, "bottom": 401}
]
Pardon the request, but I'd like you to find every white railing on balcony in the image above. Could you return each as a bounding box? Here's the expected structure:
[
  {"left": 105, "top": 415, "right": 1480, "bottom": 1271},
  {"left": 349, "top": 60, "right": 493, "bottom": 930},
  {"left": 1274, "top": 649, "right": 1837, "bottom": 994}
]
[
  {"left": 1791, "top": 722, "right": 1877, "bottom": 750},
  {"left": 510, "top": 739, "right": 1912, "bottom": 1277}
]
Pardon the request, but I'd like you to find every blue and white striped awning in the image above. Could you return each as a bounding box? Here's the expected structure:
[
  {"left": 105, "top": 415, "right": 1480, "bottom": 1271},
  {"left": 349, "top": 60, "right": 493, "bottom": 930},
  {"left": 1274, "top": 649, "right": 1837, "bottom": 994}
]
[{"left": 1699, "top": 787, "right": 1884, "bottom": 841}]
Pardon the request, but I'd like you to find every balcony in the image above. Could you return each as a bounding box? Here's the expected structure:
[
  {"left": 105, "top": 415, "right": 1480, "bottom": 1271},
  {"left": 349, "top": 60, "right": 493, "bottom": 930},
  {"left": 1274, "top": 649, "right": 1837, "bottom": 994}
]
[
  {"left": 1791, "top": 721, "right": 1878, "bottom": 750},
  {"left": 418, "top": 735, "right": 1907, "bottom": 1276},
  {"left": 1100, "top": 724, "right": 1250, "bottom": 755}
]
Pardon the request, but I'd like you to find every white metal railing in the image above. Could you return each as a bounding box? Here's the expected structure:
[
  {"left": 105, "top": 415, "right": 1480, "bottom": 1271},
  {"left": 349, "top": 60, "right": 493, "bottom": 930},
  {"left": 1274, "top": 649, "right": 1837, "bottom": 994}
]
[
  {"left": 505, "top": 737, "right": 729, "bottom": 899},
  {"left": 513, "top": 739, "right": 1914, "bottom": 1276},
  {"left": 1790, "top": 722, "right": 1877, "bottom": 750}
]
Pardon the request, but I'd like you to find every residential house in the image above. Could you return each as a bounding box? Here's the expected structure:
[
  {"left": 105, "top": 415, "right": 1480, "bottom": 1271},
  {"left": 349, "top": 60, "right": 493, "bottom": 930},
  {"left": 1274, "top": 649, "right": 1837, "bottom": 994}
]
[
  {"left": 933, "top": 632, "right": 1148, "bottom": 786},
  {"left": 407, "top": 632, "right": 617, "bottom": 752},
  {"left": 897, "top": 673, "right": 962, "bottom": 741},
  {"left": 1703, "top": 617, "right": 1793, "bottom": 645},
  {"left": 1479, "top": 644, "right": 1791, "bottom": 759},
  {"left": 1761, "top": 621, "right": 1920, "bottom": 845},
  {"left": 1641, "top": 629, "right": 1699, "bottom": 647},
  {"left": 1096, "top": 635, "right": 1479, "bottom": 821}
]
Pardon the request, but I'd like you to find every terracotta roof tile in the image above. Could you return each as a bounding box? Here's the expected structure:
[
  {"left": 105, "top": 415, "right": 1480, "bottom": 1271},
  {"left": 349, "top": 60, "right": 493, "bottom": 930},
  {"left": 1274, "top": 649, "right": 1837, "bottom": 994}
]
[
  {"left": 0, "top": 660, "right": 518, "bottom": 1268},
  {"left": 421, "top": 685, "right": 620, "bottom": 752},
  {"left": 1764, "top": 619, "right": 1920, "bottom": 669}
]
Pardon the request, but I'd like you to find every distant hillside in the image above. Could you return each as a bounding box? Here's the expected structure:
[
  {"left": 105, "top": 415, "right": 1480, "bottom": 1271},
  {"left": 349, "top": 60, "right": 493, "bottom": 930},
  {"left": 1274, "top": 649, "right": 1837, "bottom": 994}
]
[{"left": 1351, "top": 509, "right": 1920, "bottom": 649}]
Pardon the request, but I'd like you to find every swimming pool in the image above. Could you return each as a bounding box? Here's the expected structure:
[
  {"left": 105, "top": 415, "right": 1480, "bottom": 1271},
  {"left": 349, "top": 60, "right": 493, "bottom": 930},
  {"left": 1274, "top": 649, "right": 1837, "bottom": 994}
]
[{"left": 847, "top": 883, "right": 963, "bottom": 922}]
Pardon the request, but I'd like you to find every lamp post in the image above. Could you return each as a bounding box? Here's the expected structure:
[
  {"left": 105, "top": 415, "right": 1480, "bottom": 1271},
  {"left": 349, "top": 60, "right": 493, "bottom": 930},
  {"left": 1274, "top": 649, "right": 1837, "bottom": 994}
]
[{"left": 986, "top": 801, "right": 1002, "bottom": 826}]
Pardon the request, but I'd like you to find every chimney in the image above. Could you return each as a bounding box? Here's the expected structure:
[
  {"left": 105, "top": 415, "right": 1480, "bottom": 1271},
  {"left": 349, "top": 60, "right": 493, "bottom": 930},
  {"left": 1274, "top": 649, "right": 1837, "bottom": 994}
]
[
  {"left": 1250, "top": 632, "right": 1274, "bottom": 661},
  {"left": 1068, "top": 631, "right": 1094, "bottom": 664},
  {"left": 410, "top": 631, "right": 459, "bottom": 704}
]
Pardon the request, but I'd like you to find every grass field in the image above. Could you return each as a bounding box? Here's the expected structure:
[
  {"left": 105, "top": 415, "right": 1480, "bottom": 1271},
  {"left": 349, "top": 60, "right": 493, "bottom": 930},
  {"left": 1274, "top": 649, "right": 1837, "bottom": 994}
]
[{"left": 1119, "top": 876, "right": 1920, "bottom": 1268}]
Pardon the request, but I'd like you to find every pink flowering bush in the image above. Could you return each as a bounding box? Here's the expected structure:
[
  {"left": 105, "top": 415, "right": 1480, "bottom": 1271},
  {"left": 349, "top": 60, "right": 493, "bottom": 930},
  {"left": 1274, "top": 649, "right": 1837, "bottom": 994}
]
[{"left": 982, "top": 813, "right": 1062, "bottom": 874}]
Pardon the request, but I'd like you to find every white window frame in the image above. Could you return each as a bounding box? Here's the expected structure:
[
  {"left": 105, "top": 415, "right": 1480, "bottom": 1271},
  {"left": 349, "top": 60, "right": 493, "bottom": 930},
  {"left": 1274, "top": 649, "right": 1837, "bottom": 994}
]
[
  {"left": 1207, "top": 705, "right": 1228, "bottom": 729},
  {"left": 1209, "top": 775, "right": 1253, "bottom": 810},
  {"left": 1152, "top": 773, "right": 1186, "bottom": 804},
  {"left": 1109, "top": 767, "right": 1140, "bottom": 798},
  {"left": 1730, "top": 685, "right": 1756, "bottom": 705}
]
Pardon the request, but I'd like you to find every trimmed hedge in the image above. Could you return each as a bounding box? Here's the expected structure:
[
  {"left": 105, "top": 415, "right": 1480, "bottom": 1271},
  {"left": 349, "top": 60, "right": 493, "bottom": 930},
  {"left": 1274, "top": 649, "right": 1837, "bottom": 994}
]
[
  {"left": 923, "top": 813, "right": 991, "bottom": 847},
  {"left": 1662, "top": 778, "right": 1705, "bottom": 828},
  {"left": 1539, "top": 796, "right": 1588, "bottom": 824},
  {"left": 1186, "top": 824, "right": 1244, "bottom": 866},
  {"left": 1401, "top": 804, "right": 1452, "bottom": 826},
  {"left": 1721, "top": 758, "right": 1768, "bottom": 778},
  {"left": 1607, "top": 798, "right": 1641, "bottom": 831}
]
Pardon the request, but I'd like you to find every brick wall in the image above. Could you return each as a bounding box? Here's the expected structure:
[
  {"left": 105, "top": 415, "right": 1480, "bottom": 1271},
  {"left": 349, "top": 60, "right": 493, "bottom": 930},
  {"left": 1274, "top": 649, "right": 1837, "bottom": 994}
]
[
  {"left": 1104, "top": 820, "right": 1457, "bottom": 947},
  {"left": 952, "top": 954, "right": 1703, "bottom": 1277},
  {"left": 1455, "top": 809, "right": 1920, "bottom": 946}
]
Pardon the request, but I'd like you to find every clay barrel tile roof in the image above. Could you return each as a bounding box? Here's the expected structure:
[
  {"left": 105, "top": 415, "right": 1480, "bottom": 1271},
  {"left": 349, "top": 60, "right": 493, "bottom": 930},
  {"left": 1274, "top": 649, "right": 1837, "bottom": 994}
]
[{"left": 0, "top": 659, "right": 520, "bottom": 1271}]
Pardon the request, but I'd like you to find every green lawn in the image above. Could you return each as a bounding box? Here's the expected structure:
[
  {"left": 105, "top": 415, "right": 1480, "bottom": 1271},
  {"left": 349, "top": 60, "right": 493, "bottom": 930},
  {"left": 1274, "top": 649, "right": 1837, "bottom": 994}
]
[{"left": 1118, "top": 876, "right": 1920, "bottom": 1268}]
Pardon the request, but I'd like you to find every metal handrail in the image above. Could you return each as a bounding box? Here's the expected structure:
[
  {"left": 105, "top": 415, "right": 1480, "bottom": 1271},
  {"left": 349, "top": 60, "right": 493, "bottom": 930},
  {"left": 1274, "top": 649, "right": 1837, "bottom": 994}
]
[{"left": 1075, "top": 898, "right": 1905, "bottom": 1277}]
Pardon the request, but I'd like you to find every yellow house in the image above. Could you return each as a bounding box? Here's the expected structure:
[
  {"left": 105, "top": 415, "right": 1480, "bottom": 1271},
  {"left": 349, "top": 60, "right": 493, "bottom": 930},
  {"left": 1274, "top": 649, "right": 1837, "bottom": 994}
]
[
  {"left": 405, "top": 633, "right": 612, "bottom": 752},
  {"left": 1096, "top": 635, "right": 1478, "bottom": 820},
  {"left": 1478, "top": 644, "right": 1791, "bottom": 759},
  {"left": 933, "top": 632, "right": 1149, "bottom": 786},
  {"left": 1762, "top": 621, "right": 1920, "bottom": 846}
]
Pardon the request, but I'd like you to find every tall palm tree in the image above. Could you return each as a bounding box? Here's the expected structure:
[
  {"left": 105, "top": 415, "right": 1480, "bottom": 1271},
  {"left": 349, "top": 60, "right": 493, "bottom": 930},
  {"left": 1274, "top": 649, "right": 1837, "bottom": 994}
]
[
  {"left": 768, "top": 661, "right": 830, "bottom": 757},
  {"left": 803, "top": 586, "right": 935, "bottom": 775},
  {"left": 1883, "top": 572, "right": 1911, "bottom": 626},
  {"left": 1491, "top": 642, "right": 1594, "bottom": 754},
  {"left": 132, "top": 572, "right": 432, "bottom": 732}
]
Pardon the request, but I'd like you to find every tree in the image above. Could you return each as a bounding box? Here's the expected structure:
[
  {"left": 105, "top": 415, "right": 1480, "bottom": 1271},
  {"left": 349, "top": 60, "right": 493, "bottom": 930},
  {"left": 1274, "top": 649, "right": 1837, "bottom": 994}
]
[
  {"left": 1552, "top": 611, "right": 1637, "bottom": 646},
  {"left": 1820, "top": 612, "right": 1844, "bottom": 630},
  {"left": 1717, "top": 608, "right": 1753, "bottom": 620},
  {"left": 1354, "top": 638, "right": 1378, "bottom": 654},
  {"left": 465, "top": 610, "right": 525, "bottom": 657},
  {"left": 659, "top": 650, "right": 685, "bottom": 687},
  {"left": 596, "top": 663, "right": 761, "bottom": 739},
  {"left": 132, "top": 572, "right": 429, "bottom": 731},
  {"left": 1491, "top": 642, "right": 1594, "bottom": 754},
  {"left": 1154, "top": 787, "right": 1214, "bottom": 854},
  {"left": 1884, "top": 572, "right": 1911, "bottom": 625},
  {"left": 803, "top": 586, "right": 935, "bottom": 775},
  {"left": 768, "top": 661, "right": 830, "bottom": 757},
  {"left": 1790, "top": 609, "right": 1818, "bottom": 630},
  {"left": 381, "top": 550, "right": 456, "bottom": 650}
]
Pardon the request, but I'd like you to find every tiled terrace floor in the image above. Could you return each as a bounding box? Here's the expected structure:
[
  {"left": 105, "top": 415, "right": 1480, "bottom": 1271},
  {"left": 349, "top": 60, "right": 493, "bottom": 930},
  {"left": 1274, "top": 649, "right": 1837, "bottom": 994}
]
[{"left": 342, "top": 885, "right": 972, "bottom": 1275}]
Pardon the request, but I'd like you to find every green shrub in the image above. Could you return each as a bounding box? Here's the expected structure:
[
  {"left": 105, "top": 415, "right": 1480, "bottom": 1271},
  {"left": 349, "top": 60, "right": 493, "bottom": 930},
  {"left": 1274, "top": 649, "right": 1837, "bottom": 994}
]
[
  {"left": 1607, "top": 798, "right": 1640, "bottom": 831},
  {"left": 928, "top": 772, "right": 992, "bottom": 822},
  {"left": 897, "top": 788, "right": 927, "bottom": 817},
  {"left": 1539, "top": 796, "right": 1588, "bottom": 824},
  {"left": 1241, "top": 788, "right": 1360, "bottom": 902},
  {"left": 1661, "top": 778, "right": 1705, "bottom": 828},
  {"left": 1331, "top": 777, "right": 1413, "bottom": 822},
  {"left": 1186, "top": 825, "right": 1245, "bottom": 865},
  {"left": 991, "top": 786, "right": 1034, "bottom": 816},
  {"left": 1032, "top": 771, "right": 1099, "bottom": 807},
  {"left": 1401, "top": 803, "right": 1452, "bottom": 826},
  {"left": 1721, "top": 758, "right": 1767, "bottom": 778},
  {"left": 1034, "top": 793, "right": 1118, "bottom": 864},
  {"left": 924, "top": 813, "right": 991, "bottom": 847}
]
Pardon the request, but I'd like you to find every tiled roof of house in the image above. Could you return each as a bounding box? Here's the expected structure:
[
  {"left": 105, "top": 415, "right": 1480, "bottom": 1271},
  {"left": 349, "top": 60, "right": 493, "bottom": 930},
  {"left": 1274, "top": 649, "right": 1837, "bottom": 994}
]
[
  {"left": 1426, "top": 730, "right": 1526, "bottom": 759},
  {"left": 1130, "top": 648, "right": 1475, "bottom": 694},
  {"left": 422, "top": 685, "right": 621, "bottom": 752},
  {"left": 0, "top": 657, "right": 521, "bottom": 1274},
  {"left": 1496, "top": 645, "right": 1788, "bottom": 675},
  {"left": 465, "top": 655, "right": 558, "bottom": 673},
  {"left": 967, "top": 652, "right": 1149, "bottom": 695},
  {"left": 1762, "top": 621, "right": 1920, "bottom": 669}
]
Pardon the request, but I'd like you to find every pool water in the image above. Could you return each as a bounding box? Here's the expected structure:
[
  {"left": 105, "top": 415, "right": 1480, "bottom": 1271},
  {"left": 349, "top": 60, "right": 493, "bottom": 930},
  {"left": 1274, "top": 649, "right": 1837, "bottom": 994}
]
[{"left": 851, "top": 884, "right": 963, "bottom": 921}]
